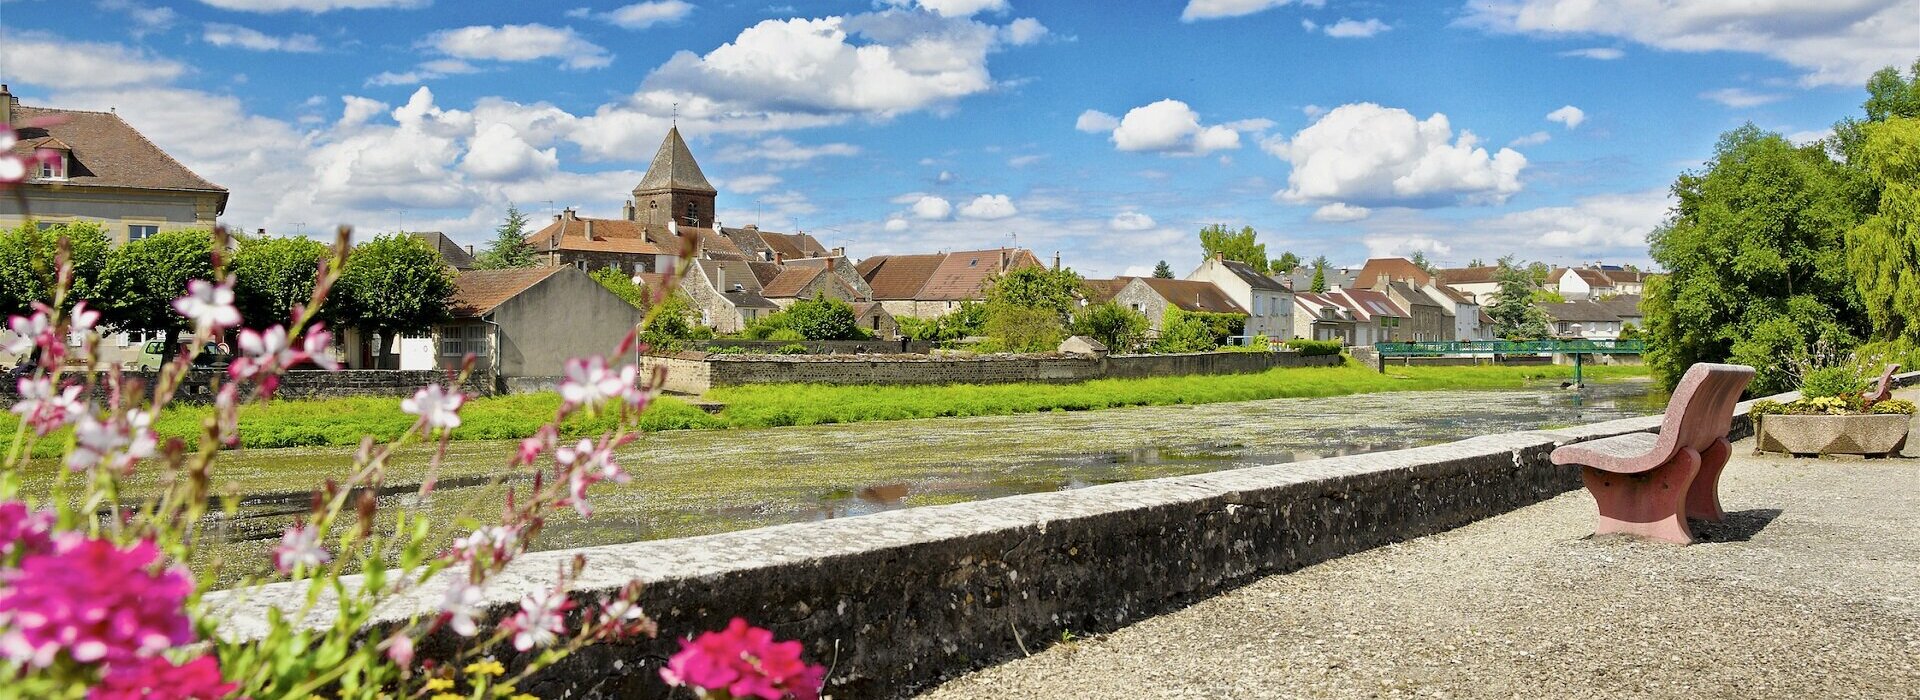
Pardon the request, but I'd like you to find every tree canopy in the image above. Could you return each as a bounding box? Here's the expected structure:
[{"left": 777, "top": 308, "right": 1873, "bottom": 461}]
[
  {"left": 0, "top": 221, "right": 109, "bottom": 317},
  {"left": 231, "top": 235, "right": 330, "bottom": 328},
  {"left": 743, "top": 295, "right": 870, "bottom": 341},
  {"left": 979, "top": 265, "right": 1084, "bottom": 352},
  {"left": 1151, "top": 260, "right": 1174, "bottom": 278},
  {"left": 332, "top": 233, "right": 456, "bottom": 336},
  {"left": 1198, "top": 224, "right": 1268, "bottom": 275},
  {"left": 1487, "top": 259, "right": 1550, "bottom": 340},
  {"left": 1309, "top": 255, "right": 1329, "bottom": 293},
  {"left": 1070, "top": 301, "right": 1148, "bottom": 351},
  {"left": 95, "top": 228, "right": 215, "bottom": 354},
  {"left": 477, "top": 205, "right": 537, "bottom": 270},
  {"left": 1271, "top": 251, "right": 1302, "bottom": 275}
]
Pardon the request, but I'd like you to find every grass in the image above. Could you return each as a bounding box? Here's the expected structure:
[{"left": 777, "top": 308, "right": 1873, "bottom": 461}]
[{"left": 1, "top": 361, "right": 1647, "bottom": 452}]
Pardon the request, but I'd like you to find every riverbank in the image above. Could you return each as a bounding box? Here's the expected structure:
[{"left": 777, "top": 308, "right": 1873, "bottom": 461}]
[{"left": 1, "top": 362, "right": 1648, "bottom": 452}]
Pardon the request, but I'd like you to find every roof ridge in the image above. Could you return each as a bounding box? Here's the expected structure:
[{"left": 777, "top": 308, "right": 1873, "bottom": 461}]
[{"left": 99, "top": 109, "right": 225, "bottom": 193}]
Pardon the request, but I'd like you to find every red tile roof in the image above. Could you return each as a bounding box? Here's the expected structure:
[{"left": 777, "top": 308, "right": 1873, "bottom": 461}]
[
  {"left": 919, "top": 248, "right": 1042, "bottom": 300},
  {"left": 10, "top": 104, "right": 228, "bottom": 210},
  {"left": 449, "top": 266, "right": 564, "bottom": 317},
  {"left": 858, "top": 253, "right": 948, "bottom": 300},
  {"left": 1435, "top": 266, "right": 1502, "bottom": 285},
  {"left": 760, "top": 266, "right": 824, "bottom": 298},
  {"left": 1332, "top": 288, "right": 1407, "bottom": 321},
  {"left": 1353, "top": 258, "right": 1433, "bottom": 288},
  {"left": 1136, "top": 278, "right": 1246, "bottom": 314}
]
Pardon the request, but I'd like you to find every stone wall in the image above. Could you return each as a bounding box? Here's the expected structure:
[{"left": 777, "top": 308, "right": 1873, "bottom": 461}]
[
  {"left": 643, "top": 350, "right": 1343, "bottom": 394},
  {"left": 0, "top": 369, "right": 488, "bottom": 404},
  {"left": 683, "top": 339, "right": 933, "bottom": 355}
]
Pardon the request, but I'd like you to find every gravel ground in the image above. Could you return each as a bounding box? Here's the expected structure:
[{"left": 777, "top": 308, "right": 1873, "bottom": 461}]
[{"left": 921, "top": 401, "right": 1920, "bottom": 700}]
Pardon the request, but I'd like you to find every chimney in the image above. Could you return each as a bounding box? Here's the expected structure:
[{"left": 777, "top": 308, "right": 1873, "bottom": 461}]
[
  {"left": 585, "top": 219, "right": 594, "bottom": 241},
  {"left": 553, "top": 213, "right": 563, "bottom": 223},
  {"left": 774, "top": 252, "right": 784, "bottom": 264},
  {"left": 1053, "top": 251, "right": 1061, "bottom": 270},
  {"left": 622, "top": 200, "right": 636, "bottom": 221},
  {"left": 715, "top": 264, "right": 726, "bottom": 291},
  {"left": 562, "top": 207, "right": 577, "bottom": 221},
  {"left": 1000, "top": 250, "right": 1010, "bottom": 268},
  {"left": 825, "top": 257, "right": 834, "bottom": 272},
  {"left": 744, "top": 224, "right": 758, "bottom": 230},
  {"left": 0, "top": 85, "right": 13, "bottom": 127},
  {"left": 256, "top": 228, "right": 266, "bottom": 236},
  {"left": 466, "top": 244, "right": 475, "bottom": 256},
  {"left": 832, "top": 246, "right": 844, "bottom": 257}
]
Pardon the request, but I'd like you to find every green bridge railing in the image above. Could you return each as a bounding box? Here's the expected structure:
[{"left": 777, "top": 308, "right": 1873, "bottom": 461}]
[{"left": 1372, "top": 339, "right": 1647, "bottom": 357}]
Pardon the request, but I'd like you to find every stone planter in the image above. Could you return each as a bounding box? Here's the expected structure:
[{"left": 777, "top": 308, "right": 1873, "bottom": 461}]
[{"left": 1756, "top": 413, "right": 1913, "bottom": 456}]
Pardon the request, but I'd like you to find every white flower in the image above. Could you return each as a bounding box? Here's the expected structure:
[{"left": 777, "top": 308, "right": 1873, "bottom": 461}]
[
  {"left": 65, "top": 409, "right": 157, "bottom": 473},
  {"left": 240, "top": 325, "right": 300, "bottom": 367},
  {"left": 440, "top": 579, "right": 486, "bottom": 637},
  {"left": 559, "top": 357, "right": 629, "bottom": 410},
  {"left": 401, "top": 384, "right": 464, "bottom": 431},
  {"left": 172, "top": 279, "right": 241, "bottom": 334},
  {"left": 302, "top": 324, "right": 339, "bottom": 371},
  {"left": 5, "top": 311, "right": 49, "bottom": 356},
  {"left": 11, "top": 378, "right": 83, "bottom": 435},
  {"left": 510, "top": 588, "right": 567, "bottom": 651},
  {"left": 451, "top": 525, "right": 520, "bottom": 564},
  {"left": 68, "top": 302, "right": 99, "bottom": 336},
  {"left": 272, "top": 523, "right": 332, "bottom": 574}
]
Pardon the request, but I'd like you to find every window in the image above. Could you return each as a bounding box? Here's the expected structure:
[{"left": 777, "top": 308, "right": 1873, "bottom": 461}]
[
  {"left": 439, "top": 325, "right": 488, "bottom": 357},
  {"left": 38, "top": 154, "right": 66, "bottom": 181},
  {"left": 128, "top": 224, "right": 158, "bottom": 242},
  {"left": 686, "top": 202, "right": 697, "bottom": 225}
]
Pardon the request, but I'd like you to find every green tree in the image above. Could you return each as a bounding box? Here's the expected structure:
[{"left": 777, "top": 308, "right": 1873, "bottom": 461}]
[
  {"left": 640, "top": 290, "right": 706, "bottom": 349},
  {"left": 1151, "top": 260, "right": 1174, "bottom": 278},
  {"left": 1309, "top": 255, "right": 1329, "bottom": 293},
  {"left": 1271, "top": 251, "right": 1302, "bottom": 274},
  {"left": 1530, "top": 288, "right": 1567, "bottom": 305},
  {"left": 1410, "top": 251, "right": 1435, "bottom": 274},
  {"left": 1844, "top": 116, "right": 1920, "bottom": 341},
  {"left": 744, "top": 294, "right": 868, "bottom": 340},
  {"left": 477, "top": 204, "right": 537, "bottom": 269},
  {"left": 1198, "top": 224, "right": 1268, "bottom": 274},
  {"left": 1645, "top": 124, "right": 1863, "bottom": 394},
  {"left": 589, "top": 267, "right": 648, "bottom": 310},
  {"left": 979, "top": 265, "right": 1084, "bottom": 351},
  {"left": 96, "top": 229, "right": 215, "bottom": 360},
  {"left": 1525, "top": 261, "right": 1552, "bottom": 286},
  {"left": 231, "top": 235, "right": 330, "bottom": 327},
  {"left": 1070, "top": 301, "right": 1148, "bottom": 351},
  {"left": 982, "top": 305, "right": 1064, "bottom": 352},
  {"left": 899, "top": 301, "right": 988, "bottom": 344},
  {"left": 0, "top": 221, "right": 110, "bottom": 317},
  {"left": 333, "top": 234, "right": 456, "bottom": 351},
  {"left": 1153, "top": 308, "right": 1223, "bottom": 353},
  {"left": 1488, "top": 258, "right": 1550, "bottom": 340},
  {"left": 1468, "top": 258, "right": 1486, "bottom": 268}
]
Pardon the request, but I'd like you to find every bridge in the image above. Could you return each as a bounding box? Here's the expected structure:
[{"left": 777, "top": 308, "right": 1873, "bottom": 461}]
[{"left": 1372, "top": 339, "right": 1648, "bottom": 385}]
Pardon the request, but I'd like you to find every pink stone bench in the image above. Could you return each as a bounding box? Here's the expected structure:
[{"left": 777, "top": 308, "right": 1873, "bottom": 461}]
[
  {"left": 1550, "top": 363, "right": 1756, "bottom": 544},
  {"left": 1862, "top": 363, "right": 1900, "bottom": 406}
]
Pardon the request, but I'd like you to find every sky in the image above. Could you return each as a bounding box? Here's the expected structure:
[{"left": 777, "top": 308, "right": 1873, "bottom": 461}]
[{"left": 0, "top": 0, "right": 1913, "bottom": 277}]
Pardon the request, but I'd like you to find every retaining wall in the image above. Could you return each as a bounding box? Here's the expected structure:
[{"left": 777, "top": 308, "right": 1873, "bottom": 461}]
[
  {"left": 683, "top": 339, "right": 934, "bottom": 355},
  {"left": 0, "top": 368, "right": 490, "bottom": 404},
  {"left": 643, "top": 350, "right": 1344, "bottom": 394}
]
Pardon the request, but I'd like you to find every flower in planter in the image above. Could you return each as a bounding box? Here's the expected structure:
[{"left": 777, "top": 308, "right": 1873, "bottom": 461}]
[
  {"left": 661, "top": 618, "right": 826, "bottom": 700},
  {"left": 0, "top": 537, "right": 193, "bottom": 667},
  {"left": 89, "top": 654, "right": 237, "bottom": 700}
]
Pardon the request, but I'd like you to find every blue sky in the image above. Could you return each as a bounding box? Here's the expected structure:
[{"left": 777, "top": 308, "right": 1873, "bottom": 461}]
[{"left": 0, "top": 0, "right": 1912, "bottom": 276}]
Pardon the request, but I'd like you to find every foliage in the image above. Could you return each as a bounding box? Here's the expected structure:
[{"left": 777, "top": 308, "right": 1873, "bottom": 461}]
[
  {"left": 982, "top": 265, "right": 1084, "bottom": 320},
  {"left": 1310, "top": 255, "right": 1329, "bottom": 293},
  {"left": 1800, "top": 365, "right": 1869, "bottom": 400},
  {"left": 982, "top": 304, "right": 1064, "bottom": 352},
  {"left": 476, "top": 204, "right": 536, "bottom": 269},
  {"left": 231, "top": 235, "right": 329, "bottom": 328},
  {"left": 1272, "top": 251, "right": 1302, "bottom": 274},
  {"left": 776, "top": 343, "right": 810, "bottom": 355},
  {"left": 1619, "top": 322, "right": 1643, "bottom": 340},
  {"left": 1530, "top": 288, "right": 1567, "bottom": 305},
  {"left": 1487, "top": 258, "right": 1550, "bottom": 340},
  {"left": 640, "top": 290, "right": 705, "bottom": 349},
  {"left": 1843, "top": 116, "right": 1920, "bottom": 340},
  {"left": 898, "top": 301, "right": 987, "bottom": 344},
  {"left": 1285, "top": 338, "right": 1344, "bottom": 356},
  {"left": 1069, "top": 301, "right": 1148, "bottom": 351},
  {"left": 1870, "top": 398, "right": 1917, "bottom": 415},
  {"left": 1198, "top": 224, "right": 1268, "bottom": 274},
  {"left": 1644, "top": 124, "right": 1864, "bottom": 395},
  {"left": 1525, "top": 261, "right": 1552, "bottom": 287},
  {"left": 1152, "top": 260, "right": 1174, "bottom": 278},
  {"left": 1222, "top": 334, "right": 1272, "bottom": 352},
  {"left": 1410, "top": 251, "right": 1435, "bottom": 275},
  {"left": 590, "top": 266, "right": 649, "bottom": 310},
  {"left": 742, "top": 295, "right": 871, "bottom": 341},
  {"left": 1153, "top": 308, "right": 1228, "bottom": 353},
  {"left": 332, "top": 233, "right": 456, "bottom": 336},
  {"left": 0, "top": 221, "right": 109, "bottom": 318},
  {"left": 95, "top": 228, "right": 215, "bottom": 355}
]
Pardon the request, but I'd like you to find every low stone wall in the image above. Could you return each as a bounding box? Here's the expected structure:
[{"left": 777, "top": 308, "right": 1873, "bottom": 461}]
[
  {"left": 684, "top": 339, "right": 934, "bottom": 355},
  {"left": 221, "top": 373, "right": 1913, "bottom": 699},
  {"left": 642, "top": 350, "right": 1343, "bottom": 394},
  {"left": 1377, "top": 355, "right": 1553, "bottom": 368},
  {"left": 0, "top": 369, "right": 490, "bottom": 404}
]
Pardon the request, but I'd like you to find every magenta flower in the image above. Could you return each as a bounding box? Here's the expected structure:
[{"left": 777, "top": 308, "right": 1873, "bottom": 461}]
[
  {"left": 0, "top": 501, "right": 55, "bottom": 559},
  {"left": 506, "top": 587, "right": 569, "bottom": 651},
  {"left": 11, "top": 377, "right": 85, "bottom": 435},
  {"left": 0, "top": 537, "right": 194, "bottom": 668},
  {"left": 213, "top": 384, "right": 241, "bottom": 447},
  {"left": 172, "top": 279, "right": 240, "bottom": 335},
  {"left": 271, "top": 522, "right": 331, "bottom": 574},
  {"left": 89, "top": 654, "right": 237, "bottom": 700},
  {"left": 401, "top": 384, "right": 464, "bottom": 431},
  {"left": 555, "top": 438, "right": 626, "bottom": 518},
  {"left": 67, "top": 409, "right": 157, "bottom": 473},
  {"left": 378, "top": 631, "right": 415, "bottom": 667},
  {"left": 560, "top": 356, "right": 629, "bottom": 411},
  {"left": 660, "top": 618, "right": 826, "bottom": 700}
]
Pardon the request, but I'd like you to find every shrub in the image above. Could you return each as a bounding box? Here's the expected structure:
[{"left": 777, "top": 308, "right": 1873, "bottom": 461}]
[
  {"left": 1870, "top": 398, "right": 1917, "bottom": 415},
  {"left": 1153, "top": 308, "right": 1220, "bottom": 353},
  {"left": 1285, "top": 339, "right": 1343, "bottom": 356},
  {"left": 1801, "top": 365, "right": 1868, "bottom": 399},
  {"left": 707, "top": 345, "right": 748, "bottom": 354},
  {"left": 983, "top": 303, "right": 1064, "bottom": 352},
  {"left": 775, "top": 343, "right": 810, "bottom": 355},
  {"left": 743, "top": 294, "right": 870, "bottom": 341},
  {"left": 766, "top": 327, "right": 806, "bottom": 342},
  {"left": 1069, "top": 301, "right": 1148, "bottom": 351}
]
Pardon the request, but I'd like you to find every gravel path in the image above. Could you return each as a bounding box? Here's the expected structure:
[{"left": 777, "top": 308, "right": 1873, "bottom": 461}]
[{"left": 921, "top": 408, "right": 1920, "bottom": 699}]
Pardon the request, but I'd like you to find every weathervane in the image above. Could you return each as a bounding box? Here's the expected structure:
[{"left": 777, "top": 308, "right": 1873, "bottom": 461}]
[{"left": 672, "top": 101, "right": 678, "bottom": 127}]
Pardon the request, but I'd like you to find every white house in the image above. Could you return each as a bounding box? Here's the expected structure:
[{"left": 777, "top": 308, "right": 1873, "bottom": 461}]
[
  {"left": 1422, "top": 282, "right": 1492, "bottom": 340},
  {"left": 1189, "top": 256, "right": 1292, "bottom": 341},
  {"left": 1537, "top": 300, "right": 1625, "bottom": 339}
]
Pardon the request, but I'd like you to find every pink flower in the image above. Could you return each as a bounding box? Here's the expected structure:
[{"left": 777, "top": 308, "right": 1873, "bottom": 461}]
[
  {"left": 401, "top": 384, "right": 464, "bottom": 431},
  {"left": 439, "top": 578, "right": 485, "bottom": 637},
  {"left": 0, "top": 501, "right": 56, "bottom": 559},
  {"left": 172, "top": 279, "right": 240, "bottom": 335},
  {"left": 559, "top": 357, "right": 629, "bottom": 410},
  {"left": 378, "top": 631, "right": 415, "bottom": 667},
  {"left": 594, "top": 595, "right": 654, "bottom": 641},
  {"left": 229, "top": 325, "right": 297, "bottom": 381},
  {"left": 5, "top": 308, "right": 52, "bottom": 357},
  {"left": 0, "top": 127, "right": 61, "bottom": 188},
  {"left": 661, "top": 618, "right": 825, "bottom": 700},
  {"left": 89, "top": 654, "right": 237, "bottom": 700},
  {"left": 213, "top": 384, "right": 240, "bottom": 447},
  {"left": 11, "top": 377, "right": 85, "bottom": 435},
  {"left": 67, "top": 409, "right": 157, "bottom": 473},
  {"left": 0, "top": 537, "right": 194, "bottom": 668},
  {"left": 512, "top": 425, "right": 555, "bottom": 467},
  {"left": 506, "top": 587, "right": 569, "bottom": 651},
  {"left": 272, "top": 522, "right": 331, "bottom": 574},
  {"left": 301, "top": 324, "right": 339, "bottom": 371},
  {"left": 555, "top": 438, "right": 626, "bottom": 518},
  {"left": 450, "top": 525, "right": 520, "bottom": 565}
]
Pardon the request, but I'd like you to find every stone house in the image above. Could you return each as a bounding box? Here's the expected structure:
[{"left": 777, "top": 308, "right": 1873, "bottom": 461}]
[
  {"left": 1422, "top": 282, "right": 1492, "bottom": 341},
  {"left": 679, "top": 259, "right": 780, "bottom": 334},
  {"left": 1291, "top": 291, "right": 1358, "bottom": 344},
  {"left": 760, "top": 256, "right": 873, "bottom": 307},
  {"left": 1188, "top": 256, "right": 1292, "bottom": 340},
  {"left": 0, "top": 85, "right": 227, "bottom": 244},
  {"left": 1376, "top": 279, "right": 1453, "bottom": 342},
  {"left": 1595, "top": 294, "right": 1645, "bottom": 332},
  {"left": 1536, "top": 300, "right": 1625, "bottom": 339},
  {"left": 441, "top": 266, "right": 641, "bottom": 391},
  {"left": 1351, "top": 257, "right": 1434, "bottom": 289},
  {"left": 1110, "top": 277, "right": 1247, "bottom": 334},
  {"left": 1434, "top": 266, "right": 1504, "bottom": 304},
  {"left": 857, "top": 248, "right": 1044, "bottom": 318},
  {"left": 1328, "top": 287, "right": 1409, "bottom": 345},
  {"left": 849, "top": 302, "right": 899, "bottom": 340}
]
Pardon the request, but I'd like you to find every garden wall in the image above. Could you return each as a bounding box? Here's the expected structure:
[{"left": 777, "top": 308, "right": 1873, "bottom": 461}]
[
  {"left": 221, "top": 374, "right": 1916, "bottom": 698},
  {"left": 0, "top": 369, "right": 491, "bottom": 404},
  {"left": 642, "top": 350, "right": 1343, "bottom": 394},
  {"left": 683, "top": 339, "right": 934, "bottom": 355}
]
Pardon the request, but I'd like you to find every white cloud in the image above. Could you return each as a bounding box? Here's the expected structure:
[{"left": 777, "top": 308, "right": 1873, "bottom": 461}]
[
  {"left": 586, "top": 0, "right": 695, "bottom": 29},
  {"left": 427, "top": 24, "right": 611, "bottom": 70},
  {"left": 0, "top": 34, "right": 185, "bottom": 88},
  {"left": 339, "top": 95, "right": 389, "bottom": 126},
  {"left": 203, "top": 23, "right": 323, "bottom": 52},
  {"left": 1462, "top": 0, "right": 1916, "bottom": 86},
  {"left": 1508, "top": 130, "right": 1551, "bottom": 147},
  {"left": 1181, "top": 0, "right": 1322, "bottom": 22},
  {"left": 1271, "top": 102, "right": 1528, "bottom": 207},
  {"left": 1008, "top": 154, "right": 1045, "bottom": 168},
  {"left": 911, "top": 195, "right": 954, "bottom": 219},
  {"left": 1312, "top": 203, "right": 1371, "bottom": 222},
  {"left": 719, "top": 137, "right": 861, "bottom": 164},
  {"left": 1110, "top": 211, "right": 1156, "bottom": 230},
  {"left": 1348, "top": 189, "right": 1672, "bottom": 265},
  {"left": 1322, "top": 18, "right": 1390, "bottom": 38},
  {"left": 1558, "top": 47, "right": 1625, "bottom": 60},
  {"left": 1363, "top": 234, "right": 1451, "bottom": 259},
  {"left": 1490, "top": 190, "right": 1671, "bottom": 249},
  {"left": 936, "top": 170, "right": 957, "bottom": 183},
  {"left": 1302, "top": 104, "right": 1326, "bottom": 119},
  {"left": 1075, "top": 109, "right": 1121, "bottom": 133},
  {"left": 884, "top": 0, "right": 1009, "bottom": 17},
  {"left": 1106, "top": 99, "right": 1242, "bottom": 156},
  {"left": 1700, "top": 88, "right": 1785, "bottom": 108},
  {"left": 1545, "top": 105, "right": 1585, "bottom": 129},
  {"left": 884, "top": 217, "right": 911, "bottom": 232},
  {"left": 196, "top": 0, "right": 429, "bottom": 11},
  {"left": 724, "top": 174, "right": 783, "bottom": 194},
  {"left": 367, "top": 71, "right": 434, "bottom": 87},
  {"left": 99, "top": 0, "right": 178, "bottom": 34},
  {"left": 461, "top": 122, "right": 559, "bottom": 181},
  {"left": 1003, "top": 17, "right": 1050, "bottom": 45},
  {"left": 959, "top": 194, "right": 1018, "bottom": 220},
  {"left": 1787, "top": 128, "right": 1831, "bottom": 146}
]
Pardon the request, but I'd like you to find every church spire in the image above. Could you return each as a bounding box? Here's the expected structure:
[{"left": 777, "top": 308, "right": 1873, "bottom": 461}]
[{"left": 631, "top": 126, "right": 717, "bottom": 227}]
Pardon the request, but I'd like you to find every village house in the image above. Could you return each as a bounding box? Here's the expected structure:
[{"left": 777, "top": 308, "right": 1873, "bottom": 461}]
[
  {"left": 857, "top": 248, "right": 1044, "bottom": 319},
  {"left": 1351, "top": 257, "right": 1434, "bottom": 289},
  {"left": 1423, "top": 282, "right": 1493, "bottom": 341},
  {"left": 0, "top": 85, "right": 228, "bottom": 243},
  {"left": 1549, "top": 267, "right": 1618, "bottom": 300},
  {"left": 1434, "top": 266, "right": 1504, "bottom": 304},
  {"left": 1328, "top": 287, "right": 1409, "bottom": 345},
  {"left": 438, "top": 266, "right": 641, "bottom": 391},
  {"left": 1291, "top": 291, "right": 1358, "bottom": 344},
  {"left": 1595, "top": 294, "right": 1645, "bottom": 332},
  {"left": 412, "top": 231, "right": 477, "bottom": 271},
  {"left": 1109, "top": 277, "right": 1247, "bottom": 335},
  {"left": 677, "top": 259, "right": 780, "bottom": 334},
  {"left": 1188, "top": 256, "right": 1292, "bottom": 340},
  {"left": 1537, "top": 299, "right": 1626, "bottom": 339},
  {"left": 1375, "top": 279, "right": 1452, "bottom": 342}
]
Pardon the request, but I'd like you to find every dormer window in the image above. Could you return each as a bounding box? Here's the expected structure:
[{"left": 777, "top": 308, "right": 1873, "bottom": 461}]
[{"left": 38, "top": 152, "right": 67, "bottom": 181}]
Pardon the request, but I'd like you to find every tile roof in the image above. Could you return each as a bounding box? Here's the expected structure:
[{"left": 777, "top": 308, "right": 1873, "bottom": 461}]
[
  {"left": 1387, "top": 280, "right": 1444, "bottom": 309},
  {"left": 9, "top": 104, "right": 227, "bottom": 209},
  {"left": 919, "top": 248, "right": 1042, "bottom": 301},
  {"left": 1137, "top": 278, "right": 1246, "bottom": 314},
  {"left": 412, "top": 231, "right": 476, "bottom": 270},
  {"left": 1595, "top": 294, "right": 1644, "bottom": 318},
  {"left": 1332, "top": 288, "right": 1407, "bottom": 321},
  {"left": 1294, "top": 292, "right": 1354, "bottom": 320},
  {"left": 1430, "top": 284, "right": 1475, "bottom": 305},
  {"left": 1219, "top": 258, "right": 1289, "bottom": 291},
  {"left": 1081, "top": 278, "right": 1128, "bottom": 303},
  {"left": 697, "top": 259, "right": 763, "bottom": 294},
  {"left": 720, "top": 289, "right": 780, "bottom": 309},
  {"left": 857, "top": 254, "right": 946, "bottom": 300},
  {"left": 1435, "top": 266, "right": 1502, "bottom": 285},
  {"left": 1536, "top": 300, "right": 1623, "bottom": 323},
  {"left": 632, "top": 126, "right": 716, "bottom": 194},
  {"left": 760, "top": 266, "right": 824, "bottom": 298},
  {"left": 449, "top": 266, "right": 564, "bottom": 317},
  {"left": 1552, "top": 267, "right": 1616, "bottom": 288},
  {"left": 746, "top": 261, "right": 783, "bottom": 286},
  {"left": 525, "top": 216, "right": 673, "bottom": 255},
  {"left": 1353, "top": 258, "right": 1433, "bottom": 288}
]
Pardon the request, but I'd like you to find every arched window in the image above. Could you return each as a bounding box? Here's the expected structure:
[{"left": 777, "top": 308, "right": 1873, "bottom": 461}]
[{"left": 686, "top": 202, "right": 697, "bottom": 225}]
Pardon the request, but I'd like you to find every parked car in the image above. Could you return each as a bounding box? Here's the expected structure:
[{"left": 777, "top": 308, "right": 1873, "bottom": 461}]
[{"left": 135, "top": 340, "right": 231, "bottom": 371}]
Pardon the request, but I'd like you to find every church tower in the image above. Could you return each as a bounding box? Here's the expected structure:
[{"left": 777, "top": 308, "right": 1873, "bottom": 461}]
[{"left": 630, "top": 126, "right": 718, "bottom": 228}]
